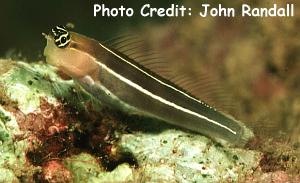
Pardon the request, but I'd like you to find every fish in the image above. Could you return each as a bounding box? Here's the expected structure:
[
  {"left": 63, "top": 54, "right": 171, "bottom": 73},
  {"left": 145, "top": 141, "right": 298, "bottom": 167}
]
[{"left": 43, "top": 25, "right": 254, "bottom": 146}]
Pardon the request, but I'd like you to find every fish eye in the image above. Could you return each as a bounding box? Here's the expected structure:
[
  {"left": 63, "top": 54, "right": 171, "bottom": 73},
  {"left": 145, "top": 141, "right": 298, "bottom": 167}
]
[
  {"left": 51, "top": 25, "right": 70, "bottom": 48},
  {"left": 61, "top": 36, "right": 67, "bottom": 43}
]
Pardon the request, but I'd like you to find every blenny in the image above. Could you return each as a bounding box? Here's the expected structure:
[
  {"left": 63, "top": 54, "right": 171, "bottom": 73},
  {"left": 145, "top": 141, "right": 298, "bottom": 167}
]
[{"left": 43, "top": 25, "right": 253, "bottom": 146}]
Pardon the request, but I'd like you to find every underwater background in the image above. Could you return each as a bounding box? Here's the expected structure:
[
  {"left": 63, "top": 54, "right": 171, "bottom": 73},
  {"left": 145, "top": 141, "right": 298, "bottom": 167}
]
[{"left": 0, "top": 0, "right": 299, "bottom": 182}]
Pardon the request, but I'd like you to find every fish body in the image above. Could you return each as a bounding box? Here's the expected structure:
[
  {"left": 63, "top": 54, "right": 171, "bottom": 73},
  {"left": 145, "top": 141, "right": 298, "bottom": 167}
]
[{"left": 44, "top": 26, "right": 253, "bottom": 146}]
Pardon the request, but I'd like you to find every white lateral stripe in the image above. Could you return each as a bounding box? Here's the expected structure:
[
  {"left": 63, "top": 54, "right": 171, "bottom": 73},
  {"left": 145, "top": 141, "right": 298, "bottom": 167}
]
[
  {"left": 98, "top": 43, "right": 215, "bottom": 110},
  {"left": 95, "top": 61, "right": 237, "bottom": 135}
]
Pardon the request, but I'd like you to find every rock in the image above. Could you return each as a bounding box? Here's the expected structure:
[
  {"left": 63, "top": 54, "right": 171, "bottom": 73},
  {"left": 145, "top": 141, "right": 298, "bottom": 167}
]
[
  {"left": 0, "top": 59, "right": 263, "bottom": 182},
  {"left": 119, "top": 130, "right": 261, "bottom": 182}
]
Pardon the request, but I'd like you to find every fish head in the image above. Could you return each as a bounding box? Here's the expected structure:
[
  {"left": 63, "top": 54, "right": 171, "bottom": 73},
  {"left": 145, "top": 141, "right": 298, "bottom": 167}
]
[
  {"left": 43, "top": 25, "right": 99, "bottom": 80},
  {"left": 43, "top": 25, "right": 71, "bottom": 68}
]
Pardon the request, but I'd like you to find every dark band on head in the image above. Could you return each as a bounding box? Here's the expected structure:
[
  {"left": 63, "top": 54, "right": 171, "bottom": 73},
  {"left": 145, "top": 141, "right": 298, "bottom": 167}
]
[{"left": 51, "top": 25, "right": 70, "bottom": 48}]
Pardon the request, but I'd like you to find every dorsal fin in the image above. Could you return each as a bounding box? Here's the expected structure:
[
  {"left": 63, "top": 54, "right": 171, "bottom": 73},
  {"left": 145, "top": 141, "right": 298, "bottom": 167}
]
[
  {"left": 104, "top": 34, "right": 142, "bottom": 52},
  {"left": 102, "top": 34, "right": 237, "bottom": 115},
  {"left": 103, "top": 33, "right": 137, "bottom": 45},
  {"left": 167, "top": 69, "right": 237, "bottom": 114}
]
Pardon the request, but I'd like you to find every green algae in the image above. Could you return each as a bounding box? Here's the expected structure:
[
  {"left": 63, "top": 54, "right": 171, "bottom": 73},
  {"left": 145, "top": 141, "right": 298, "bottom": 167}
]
[
  {"left": 64, "top": 153, "right": 133, "bottom": 183},
  {"left": 0, "top": 106, "right": 36, "bottom": 182},
  {"left": 0, "top": 110, "right": 11, "bottom": 124}
]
